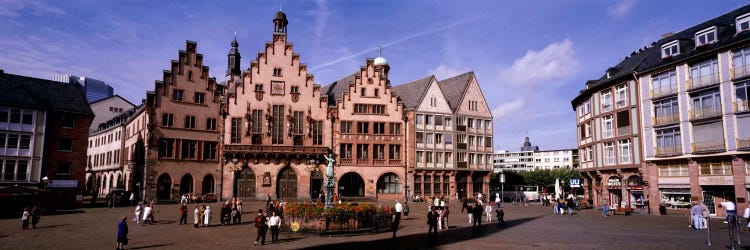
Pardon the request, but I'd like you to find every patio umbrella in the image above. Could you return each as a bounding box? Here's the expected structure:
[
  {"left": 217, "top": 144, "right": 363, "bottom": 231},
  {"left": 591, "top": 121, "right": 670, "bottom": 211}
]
[{"left": 555, "top": 178, "right": 561, "bottom": 198}]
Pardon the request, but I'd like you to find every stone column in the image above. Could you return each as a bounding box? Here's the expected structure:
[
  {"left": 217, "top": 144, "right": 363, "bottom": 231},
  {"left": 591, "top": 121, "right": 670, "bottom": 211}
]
[
  {"left": 467, "top": 173, "right": 474, "bottom": 198},
  {"left": 688, "top": 160, "right": 702, "bottom": 201},
  {"left": 733, "top": 157, "right": 747, "bottom": 213}
]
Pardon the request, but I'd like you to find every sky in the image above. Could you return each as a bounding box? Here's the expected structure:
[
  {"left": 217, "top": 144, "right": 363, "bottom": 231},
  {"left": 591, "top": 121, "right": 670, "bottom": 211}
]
[{"left": 1, "top": 0, "right": 748, "bottom": 151}]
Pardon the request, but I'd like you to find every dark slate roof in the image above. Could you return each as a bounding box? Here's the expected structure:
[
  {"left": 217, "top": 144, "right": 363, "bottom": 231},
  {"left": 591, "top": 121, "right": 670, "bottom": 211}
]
[
  {"left": 570, "top": 49, "right": 649, "bottom": 107},
  {"left": 437, "top": 71, "right": 474, "bottom": 111},
  {"left": 321, "top": 72, "right": 358, "bottom": 107},
  {"left": 0, "top": 71, "right": 94, "bottom": 115},
  {"left": 638, "top": 4, "right": 750, "bottom": 73},
  {"left": 89, "top": 94, "right": 135, "bottom": 107},
  {"left": 392, "top": 75, "right": 434, "bottom": 110}
]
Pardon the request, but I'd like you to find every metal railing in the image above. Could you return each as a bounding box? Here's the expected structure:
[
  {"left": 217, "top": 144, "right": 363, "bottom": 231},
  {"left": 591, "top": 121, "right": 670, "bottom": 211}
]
[
  {"left": 651, "top": 85, "right": 678, "bottom": 99},
  {"left": 732, "top": 64, "right": 750, "bottom": 80},
  {"left": 691, "top": 141, "right": 725, "bottom": 153},
  {"left": 738, "top": 139, "right": 750, "bottom": 149},
  {"left": 655, "top": 145, "right": 682, "bottom": 157},
  {"left": 734, "top": 101, "right": 750, "bottom": 113},
  {"left": 689, "top": 106, "right": 722, "bottom": 120},
  {"left": 687, "top": 74, "right": 719, "bottom": 90},
  {"left": 653, "top": 114, "right": 680, "bottom": 126}
]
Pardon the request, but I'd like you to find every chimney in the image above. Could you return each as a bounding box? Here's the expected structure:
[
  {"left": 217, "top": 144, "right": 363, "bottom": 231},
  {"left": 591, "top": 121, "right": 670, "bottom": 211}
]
[{"left": 661, "top": 32, "right": 674, "bottom": 39}]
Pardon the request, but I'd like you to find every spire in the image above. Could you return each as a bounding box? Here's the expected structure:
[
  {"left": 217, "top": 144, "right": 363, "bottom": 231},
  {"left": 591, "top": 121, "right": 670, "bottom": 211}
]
[
  {"left": 273, "top": 10, "right": 288, "bottom": 34},
  {"left": 227, "top": 33, "right": 241, "bottom": 77},
  {"left": 374, "top": 45, "right": 387, "bottom": 66}
]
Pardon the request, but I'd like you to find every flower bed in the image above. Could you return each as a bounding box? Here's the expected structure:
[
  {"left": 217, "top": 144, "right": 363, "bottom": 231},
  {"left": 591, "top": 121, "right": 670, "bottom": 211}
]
[{"left": 283, "top": 202, "right": 391, "bottom": 233}]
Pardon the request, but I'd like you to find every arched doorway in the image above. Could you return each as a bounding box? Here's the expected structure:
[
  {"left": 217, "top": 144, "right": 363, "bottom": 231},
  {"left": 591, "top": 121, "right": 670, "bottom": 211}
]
[
  {"left": 277, "top": 167, "right": 298, "bottom": 199},
  {"left": 456, "top": 175, "right": 467, "bottom": 198},
  {"left": 180, "top": 174, "right": 194, "bottom": 195},
  {"left": 157, "top": 173, "right": 172, "bottom": 200},
  {"left": 202, "top": 175, "right": 215, "bottom": 194},
  {"left": 236, "top": 168, "right": 256, "bottom": 200},
  {"left": 310, "top": 170, "right": 323, "bottom": 200},
  {"left": 338, "top": 172, "right": 364, "bottom": 197},
  {"left": 377, "top": 173, "right": 402, "bottom": 194}
]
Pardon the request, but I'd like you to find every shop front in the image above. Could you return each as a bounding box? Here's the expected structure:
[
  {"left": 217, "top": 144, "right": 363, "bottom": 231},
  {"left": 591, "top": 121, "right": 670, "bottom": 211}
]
[
  {"left": 606, "top": 176, "right": 623, "bottom": 208},
  {"left": 699, "top": 174, "right": 735, "bottom": 216},
  {"left": 626, "top": 175, "right": 645, "bottom": 211}
]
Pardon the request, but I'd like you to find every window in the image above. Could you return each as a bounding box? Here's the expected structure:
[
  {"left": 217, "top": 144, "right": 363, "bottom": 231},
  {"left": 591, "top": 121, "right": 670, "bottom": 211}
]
[
  {"left": 416, "top": 132, "right": 424, "bottom": 144},
  {"left": 690, "top": 89, "right": 721, "bottom": 118},
  {"left": 374, "top": 144, "right": 385, "bottom": 160},
  {"left": 426, "top": 152, "right": 433, "bottom": 163},
  {"left": 435, "top": 133, "right": 443, "bottom": 144},
  {"left": 158, "top": 139, "right": 174, "bottom": 158},
  {"left": 484, "top": 120, "right": 491, "bottom": 129},
  {"left": 172, "top": 89, "right": 184, "bottom": 101},
  {"left": 1, "top": 160, "right": 27, "bottom": 181},
  {"left": 738, "top": 13, "right": 750, "bottom": 33},
  {"left": 689, "top": 58, "right": 719, "bottom": 88},
  {"left": 357, "top": 144, "right": 369, "bottom": 159},
  {"left": 444, "top": 116, "right": 452, "bottom": 127},
  {"left": 619, "top": 139, "right": 631, "bottom": 164},
  {"left": 374, "top": 89, "right": 379, "bottom": 97},
  {"left": 354, "top": 104, "right": 368, "bottom": 114},
  {"left": 340, "top": 144, "right": 353, "bottom": 159},
  {"left": 389, "top": 123, "right": 401, "bottom": 134},
  {"left": 187, "top": 71, "right": 193, "bottom": 80},
  {"left": 60, "top": 115, "right": 74, "bottom": 128},
  {"left": 434, "top": 116, "right": 443, "bottom": 126},
  {"left": 654, "top": 98, "right": 679, "bottom": 124},
  {"left": 340, "top": 121, "right": 353, "bottom": 134},
  {"left": 475, "top": 119, "right": 482, "bottom": 129},
  {"left": 273, "top": 68, "right": 282, "bottom": 76},
  {"left": 231, "top": 118, "right": 242, "bottom": 143},
  {"left": 468, "top": 135, "right": 475, "bottom": 146},
  {"left": 425, "top": 115, "right": 433, "bottom": 125},
  {"left": 389, "top": 145, "right": 401, "bottom": 160},
  {"left": 692, "top": 121, "right": 725, "bottom": 150},
  {"left": 661, "top": 40, "right": 680, "bottom": 58},
  {"left": 255, "top": 84, "right": 264, "bottom": 92},
  {"left": 184, "top": 116, "right": 196, "bottom": 129},
  {"left": 616, "top": 84, "right": 628, "bottom": 108},
  {"left": 372, "top": 105, "right": 385, "bottom": 114},
  {"left": 373, "top": 122, "right": 386, "bottom": 135},
  {"left": 424, "top": 176, "right": 431, "bottom": 193},
  {"left": 467, "top": 118, "right": 474, "bottom": 128},
  {"left": 425, "top": 133, "right": 434, "bottom": 144},
  {"left": 377, "top": 174, "right": 401, "bottom": 194},
  {"left": 194, "top": 93, "right": 205, "bottom": 104},
  {"left": 0, "top": 108, "right": 7, "bottom": 123},
  {"left": 416, "top": 151, "right": 424, "bottom": 163},
  {"left": 652, "top": 70, "right": 678, "bottom": 97},
  {"left": 603, "top": 142, "right": 615, "bottom": 165},
  {"left": 737, "top": 82, "right": 750, "bottom": 112},
  {"left": 602, "top": 115, "right": 613, "bottom": 138},
  {"left": 656, "top": 127, "right": 682, "bottom": 155},
  {"left": 9, "top": 109, "right": 20, "bottom": 123},
  {"left": 601, "top": 90, "right": 612, "bottom": 112},
  {"left": 203, "top": 142, "right": 217, "bottom": 160},
  {"left": 206, "top": 118, "right": 217, "bottom": 131},
  {"left": 445, "top": 134, "right": 453, "bottom": 145},
  {"left": 272, "top": 105, "right": 284, "bottom": 144},
  {"left": 694, "top": 27, "right": 717, "bottom": 47},
  {"left": 22, "top": 111, "right": 32, "bottom": 125},
  {"left": 162, "top": 113, "right": 174, "bottom": 127},
  {"left": 181, "top": 140, "right": 197, "bottom": 159},
  {"left": 360, "top": 88, "right": 366, "bottom": 97},
  {"left": 733, "top": 46, "right": 750, "bottom": 78},
  {"left": 356, "top": 122, "right": 369, "bottom": 134},
  {"left": 290, "top": 86, "right": 299, "bottom": 94},
  {"left": 251, "top": 110, "right": 263, "bottom": 134},
  {"left": 58, "top": 138, "right": 72, "bottom": 151},
  {"left": 586, "top": 147, "right": 592, "bottom": 162},
  {"left": 485, "top": 137, "right": 492, "bottom": 148},
  {"left": 312, "top": 120, "right": 323, "bottom": 145},
  {"left": 430, "top": 97, "right": 437, "bottom": 107},
  {"left": 293, "top": 111, "right": 304, "bottom": 134},
  {"left": 660, "top": 189, "right": 691, "bottom": 210},
  {"left": 56, "top": 162, "right": 71, "bottom": 177},
  {"left": 616, "top": 111, "right": 630, "bottom": 136},
  {"left": 699, "top": 162, "right": 732, "bottom": 176},
  {"left": 414, "top": 175, "right": 422, "bottom": 193},
  {"left": 416, "top": 114, "right": 423, "bottom": 125}
]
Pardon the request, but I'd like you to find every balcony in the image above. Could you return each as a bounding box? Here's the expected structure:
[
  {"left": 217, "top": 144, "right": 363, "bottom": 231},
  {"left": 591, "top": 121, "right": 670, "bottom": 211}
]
[
  {"left": 373, "top": 159, "right": 386, "bottom": 165},
  {"left": 687, "top": 74, "right": 719, "bottom": 90},
  {"left": 692, "top": 141, "right": 725, "bottom": 153},
  {"left": 617, "top": 126, "right": 631, "bottom": 136},
  {"left": 223, "top": 144, "right": 329, "bottom": 157},
  {"left": 340, "top": 159, "right": 353, "bottom": 165},
  {"left": 389, "top": 160, "right": 402, "bottom": 166},
  {"left": 732, "top": 64, "right": 750, "bottom": 80},
  {"left": 655, "top": 145, "right": 682, "bottom": 157},
  {"left": 689, "top": 106, "right": 722, "bottom": 120},
  {"left": 651, "top": 85, "right": 678, "bottom": 99},
  {"left": 653, "top": 114, "right": 680, "bottom": 126},
  {"left": 457, "top": 162, "right": 468, "bottom": 169},
  {"left": 735, "top": 100, "right": 750, "bottom": 113},
  {"left": 738, "top": 139, "right": 750, "bottom": 150},
  {"left": 356, "top": 158, "right": 370, "bottom": 165}
]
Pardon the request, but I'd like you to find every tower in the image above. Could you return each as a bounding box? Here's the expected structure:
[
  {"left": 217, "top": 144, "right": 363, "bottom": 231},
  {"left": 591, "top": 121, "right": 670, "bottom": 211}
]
[
  {"left": 226, "top": 33, "right": 241, "bottom": 78},
  {"left": 273, "top": 11, "right": 288, "bottom": 34}
]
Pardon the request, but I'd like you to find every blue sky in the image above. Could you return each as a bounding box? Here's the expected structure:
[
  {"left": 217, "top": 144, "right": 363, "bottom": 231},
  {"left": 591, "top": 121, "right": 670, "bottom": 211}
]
[{"left": 1, "top": 0, "right": 747, "bottom": 151}]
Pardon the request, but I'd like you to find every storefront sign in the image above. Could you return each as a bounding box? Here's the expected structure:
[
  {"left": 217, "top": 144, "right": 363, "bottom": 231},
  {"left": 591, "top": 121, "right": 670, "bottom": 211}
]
[
  {"left": 607, "top": 177, "right": 622, "bottom": 187},
  {"left": 698, "top": 176, "right": 734, "bottom": 186},
  {"left": 47, "top": 180, "right": 78, "bottom": 188},
  {"left": 570, "top": 178, "right": 581, "bottom": 188}
]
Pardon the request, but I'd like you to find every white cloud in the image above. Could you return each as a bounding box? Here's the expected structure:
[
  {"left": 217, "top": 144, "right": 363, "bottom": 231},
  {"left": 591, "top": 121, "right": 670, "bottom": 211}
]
[
  {"left": 498, "top": 38, "right": 580, "bottom": 86},
  {"left": 427, "top": 63, "right": 468, "bottom": 79},
  {"left": 310, "top": 0, "right": 330, "bottom": 45},
  {"left": 0, "top": 0, "right": 66, "bottom": 17},
  {"left": 607, "top": 0, "right": 637, "bottom": 18},
  {"left": 491, "top": 97, "right": 525, "bottom": 119}
]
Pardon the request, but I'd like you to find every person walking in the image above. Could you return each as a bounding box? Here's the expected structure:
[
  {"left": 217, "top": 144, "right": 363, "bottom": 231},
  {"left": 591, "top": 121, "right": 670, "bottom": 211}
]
[
  {"left": 179, "top": 203, "right": 188, "bottom": 225},
  {"left": 30, "top": 206, "right": 40, "bottom": 229},
  {"left": 134, "top": 203, "right": 142, "bottom": 224},
  {"left": 485, "top": 203, "right": 493, "bottom": 223},
  {"left": 495, "top": 193, "right": 501, "bottom": 208},
  {"left": 193, "top": 206, "right": 200, "bottom": 228},
  {"left": 437, "top": 207, "right": 444, "bottom": 230},
  {"left": 719, "top": 198, "right": 737, "bottom": 223},
  {"left": 496, "top": 209, "right": 505, "bottom": 225},
  {"left": 390, "top": 207, "right": 401, "bottom": 239},
  {"left": 467, "top": 202, "right": 473, "bottom": 224},
  {"left": 255, "top": 210, "right": 268, "bottom": 245},
  {"left": 148, "top": 201, "right": 156, "bottom": 223},
  {"left": 394, "top": 199, "right": 403, "bottom": 217},
  {"left": 602, "top": 201, "right": 609, "bottom": 218},
  {"left": 116, "top": 217, "right": 128, "bottom": 250},
  {"left": 403, "top": 201, "right": 410, "bottom": 220},
  {"left": 21, "top": 207, "right": 29, "bottom": 230},
  {"left": 199, "top": 205, "right": 205, "bottom": 227},
  {"left": 462, "top": 199, "right": 468, "bottom": 213},
  {"left": 566, "top": 197, "right": 574, "bottom": 215},
  {"left": 553, "top": 199, "right": 559, "bottom": 215},
  {"left": 129, "top": 193, "right": 135, "bottom": 207},
  {"left": 203, "top": 206, "right": 212, "bottom": 227},
  {"left": 142, "top": 204, "right": 152, "bottom": 225},
  {"left": 691, "top": 201, "right": 704, "bottom": 229},
  {"left": 268, "top": 211, "right": 281, "bottom": 243},
  {"left": 427, "top": 206, "right": 439, "bottom": 237},
  {"left": 472, "top": 203, "right": 483, "bottom": 229},
  {"left": 443, "top": 206, "right": 450, "bottom": 230}
]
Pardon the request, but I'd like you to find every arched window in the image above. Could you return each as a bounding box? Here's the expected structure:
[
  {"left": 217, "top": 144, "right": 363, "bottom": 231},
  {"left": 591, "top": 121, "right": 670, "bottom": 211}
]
[{"left": 377, "top": 173, "right": 402, "bottom": 194}]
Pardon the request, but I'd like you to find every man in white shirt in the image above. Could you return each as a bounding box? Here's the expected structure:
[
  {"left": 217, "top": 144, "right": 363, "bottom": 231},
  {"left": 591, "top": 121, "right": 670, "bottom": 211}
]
[
  {"left": 268, "top": 211, "right": 281, "bottom": 243},
  {"left": 719, "top": 199, "right": 737, "bottom": 223},
  {"left": 394, "top": 200, "right": 403, "bottom": 216}
]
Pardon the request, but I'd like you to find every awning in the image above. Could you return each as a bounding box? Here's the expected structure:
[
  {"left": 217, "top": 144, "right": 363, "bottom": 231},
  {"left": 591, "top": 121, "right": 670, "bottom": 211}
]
[
  {"left": 0, "top": 186, "right": 46, "bottom": 197},
  {"left": 658, "top": 184, "right": 690, "bottom": 189}
]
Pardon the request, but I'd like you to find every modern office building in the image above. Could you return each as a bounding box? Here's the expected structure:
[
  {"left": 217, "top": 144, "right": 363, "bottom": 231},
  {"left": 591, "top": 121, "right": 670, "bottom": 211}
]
[
  {"left": 533, "top": 149, "right": 579, "bottom": 170},
  {"left": 54, "top": 74, "right": 114, "bottom": 103},
  {"left": 493, "top": 149, "right": 536, "bottom": 172}
]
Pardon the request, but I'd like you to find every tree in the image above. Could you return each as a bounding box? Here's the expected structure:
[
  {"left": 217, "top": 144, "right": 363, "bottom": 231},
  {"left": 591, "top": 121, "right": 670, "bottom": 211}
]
[{"left": 519, "top": 169, "right": 581, "bottom": 193}]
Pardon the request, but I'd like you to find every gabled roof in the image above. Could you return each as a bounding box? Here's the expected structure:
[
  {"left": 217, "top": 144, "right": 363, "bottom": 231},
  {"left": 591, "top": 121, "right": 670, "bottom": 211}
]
[
  {"left": 437, "top": 71, "right": 474, "bottom": 111},
  {"left": 0, "top": 71, "right": 93, "bottom": 115},
  {"left": 321, "top": 72, "right": 358, "bottom": 107},
  {"left": 392, "top": 75, "right": 434, "bottom": 110},
  {"left": 89, "top": 94, "right": 135, "bottom": 107},
  {"left": 571, "top": 48, "right": 649, "bottom": 107}
]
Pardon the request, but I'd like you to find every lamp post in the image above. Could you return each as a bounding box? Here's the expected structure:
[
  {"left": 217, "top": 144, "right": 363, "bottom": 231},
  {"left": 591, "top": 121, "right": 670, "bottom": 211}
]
[{"left": 500, "top": 173, "right": 505, "bottom": 207}]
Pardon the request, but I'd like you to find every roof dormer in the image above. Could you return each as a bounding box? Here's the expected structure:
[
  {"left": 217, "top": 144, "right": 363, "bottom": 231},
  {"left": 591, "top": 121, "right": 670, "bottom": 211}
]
[
  {"left": 661, "top": 40, "right": 680, "bottom": 59},
  {"left": 694, "top": 26, "right": 717, "bottom": 47},
  {"left": 737, "top": 12, "right": 750, "bottom": 33}
]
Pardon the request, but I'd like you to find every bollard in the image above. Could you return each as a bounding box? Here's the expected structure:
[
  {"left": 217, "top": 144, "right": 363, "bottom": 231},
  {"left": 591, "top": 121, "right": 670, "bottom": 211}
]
[{"left": 707, "top": 216, "right": 712, "bottom": 246}]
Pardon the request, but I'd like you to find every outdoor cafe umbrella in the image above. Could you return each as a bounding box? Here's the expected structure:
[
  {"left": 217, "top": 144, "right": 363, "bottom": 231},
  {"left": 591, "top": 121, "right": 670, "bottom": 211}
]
[{"left": 555, "top": 178, "right": 562, "bottom": 198}]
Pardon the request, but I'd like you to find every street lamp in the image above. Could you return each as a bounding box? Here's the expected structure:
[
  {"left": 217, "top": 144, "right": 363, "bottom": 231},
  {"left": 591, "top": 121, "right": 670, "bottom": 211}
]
[{"left": 500, "top": 173, "right": 505, "bottom": 207}]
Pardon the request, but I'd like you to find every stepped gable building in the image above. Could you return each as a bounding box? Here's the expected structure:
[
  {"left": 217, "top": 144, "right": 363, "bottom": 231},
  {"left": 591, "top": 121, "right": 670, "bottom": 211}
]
[
  {"left": 571, "top": 47, "right": 646, "bottom": 211},
  {"left": 323, "top": 54, "right": 407, "bottom": 201},
  {"left": 221, "top": 11, "right": 330, "bottom": 201},
  {"left": 123, "top": 41, "right": 224, "bottom": 201},
  {"left": 393, "top": 75, "right": 456, "bottom": 200},
  {"left": 0, "top": 69, "right": 94, "bottom": 210},
  {"left": 437, "top": 71, "right": 493, "bottom": 199},
  {"left": 636, "top": 5, "right": 750, "bottom": 216}
]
